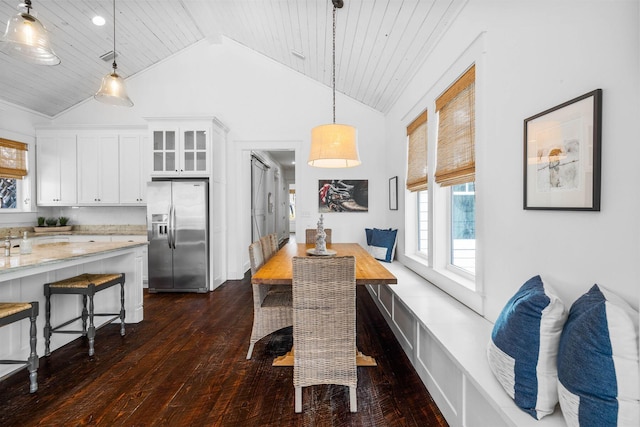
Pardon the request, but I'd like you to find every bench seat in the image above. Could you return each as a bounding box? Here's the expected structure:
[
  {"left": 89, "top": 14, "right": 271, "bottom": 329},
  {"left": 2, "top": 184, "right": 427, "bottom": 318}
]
[{"left": 367, "top": 261, "right": 566, "bottom": 427}]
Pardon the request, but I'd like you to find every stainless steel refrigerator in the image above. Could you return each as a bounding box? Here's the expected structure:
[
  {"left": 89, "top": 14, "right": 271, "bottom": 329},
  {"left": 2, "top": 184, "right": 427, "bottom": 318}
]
[{"left": 147, "top": 180, "right": 209, "bottom": 293}]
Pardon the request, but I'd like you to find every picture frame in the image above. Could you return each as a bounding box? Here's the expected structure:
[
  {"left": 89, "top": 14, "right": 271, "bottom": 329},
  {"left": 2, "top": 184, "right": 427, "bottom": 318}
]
[
  {"left": 523, "top": 89, "right": 602, "bottom": 211},
  {"left": 389, "top": 176, "right": 398, "bottom": 210},
  {"left": 318, "top": 179, "right": 368, "bottom": 213}
]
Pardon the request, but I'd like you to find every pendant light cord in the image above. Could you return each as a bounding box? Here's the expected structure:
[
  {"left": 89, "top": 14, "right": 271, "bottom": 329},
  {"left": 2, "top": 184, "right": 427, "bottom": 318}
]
[
  {"left": 332, "top": 4, "right": 336, "bottom": 124},
  {"left": 112, "top": 0, "right": 117, "bottom": 71}
]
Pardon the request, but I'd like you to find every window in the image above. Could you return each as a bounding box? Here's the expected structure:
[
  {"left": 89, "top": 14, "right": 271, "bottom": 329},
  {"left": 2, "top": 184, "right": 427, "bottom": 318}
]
[
  {"left": 0, "top": 138, "right": 28, "bottom": 211},
  {"left": 0, "top": 178, "right": 18, "bottom": 208},
  {"left": 402, "top": 43, "right": 482, "bottom": 312},
  {"left": 289, "top": 189, "right": 296, "bottom": 220},
  {"left": 406, "top": 111, "right": 428, "bottom": 258},
  {"left": 435, "top": 65, "right": 476, "bottom": 276},
  {"left": 451, "top": 182, "right": 475, "bottom": 274},
  {"left": 417, "top": 190, "right": 428, "bottom": 257}
]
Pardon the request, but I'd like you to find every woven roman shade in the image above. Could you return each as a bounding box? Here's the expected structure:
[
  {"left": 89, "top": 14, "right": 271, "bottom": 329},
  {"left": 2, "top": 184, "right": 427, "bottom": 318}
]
[
  {"left": 406, "top": 110, "right": 428, "bottom": 192},
  {"left": 434, "top": 65, "right": 475, "bottom": 187},
  {"left": 0, "top": 138, "right": 28, "bottom": 179}
]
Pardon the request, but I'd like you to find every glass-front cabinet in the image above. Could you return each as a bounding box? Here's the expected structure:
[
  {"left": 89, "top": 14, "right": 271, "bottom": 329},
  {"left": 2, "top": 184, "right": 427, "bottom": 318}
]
[
  {"left": 183, "top": 130, "right": 208, "bottom": 172},
  {"left": 150, "top": 120, "right": 211, "bottom": 176}
]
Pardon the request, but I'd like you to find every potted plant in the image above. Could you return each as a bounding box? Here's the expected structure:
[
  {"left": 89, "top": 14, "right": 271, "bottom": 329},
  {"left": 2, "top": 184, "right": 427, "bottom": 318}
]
[
  {"left": 45, "top": 217, "right": 58, "bottom": 227},
  {"left": 37, "top": 216, "right": 45, "bottom": 227},
  {"left": 58, "top": 216, "right": 70, "bottom": 227}
]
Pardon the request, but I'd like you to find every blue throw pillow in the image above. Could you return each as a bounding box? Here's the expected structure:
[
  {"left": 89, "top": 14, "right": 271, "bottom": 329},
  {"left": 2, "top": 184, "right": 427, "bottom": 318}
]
[
  {"left": 487, "top": 275, "right": 568, "bottom": 419},
  {"left": 365, "top": 228, "right": 374, "bottom": 246},
  {"left": 557, "top": 284, "right": 639, "bottom": 427},
  {"left": 364, "top": 228, "right": 397, "bottom": 262}
]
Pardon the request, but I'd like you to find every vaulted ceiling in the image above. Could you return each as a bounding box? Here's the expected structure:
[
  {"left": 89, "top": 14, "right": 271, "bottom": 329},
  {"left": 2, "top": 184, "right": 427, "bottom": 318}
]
[{"left": 0, "top": 0, "right": 466, "bottom": 117}]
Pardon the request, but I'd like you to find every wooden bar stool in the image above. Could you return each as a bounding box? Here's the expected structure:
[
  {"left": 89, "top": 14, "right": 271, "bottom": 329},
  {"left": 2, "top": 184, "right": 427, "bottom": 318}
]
[
  {"left": 44, "top": 273, "right": 125, "bottom": 357},
  {"left": 0, "top": 302, "right": 39, "bottom": 393}
]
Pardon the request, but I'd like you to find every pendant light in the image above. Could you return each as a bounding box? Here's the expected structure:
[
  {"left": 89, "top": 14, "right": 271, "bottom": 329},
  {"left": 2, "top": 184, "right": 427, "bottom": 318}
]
[
  {"left": 0, "top": 0, "right": 60, "bottom": 65},
  {"left": 94, "top": 0, "right": 133, "bottom": 107},
  {"left": 308, "top": 0, "right": 360, "bottom": 168}
]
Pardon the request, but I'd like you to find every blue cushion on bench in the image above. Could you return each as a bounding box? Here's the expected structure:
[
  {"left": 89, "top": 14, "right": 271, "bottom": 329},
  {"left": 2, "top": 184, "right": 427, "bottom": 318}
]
[
  {"left": 487, "top": 275, "right": 568, "bottom": 419},
  {"left": 365, "top": 228, "right": 397, "bottom": 263},
  {"left": 557, "top": 284, "right": 639, "bottom": 427}
]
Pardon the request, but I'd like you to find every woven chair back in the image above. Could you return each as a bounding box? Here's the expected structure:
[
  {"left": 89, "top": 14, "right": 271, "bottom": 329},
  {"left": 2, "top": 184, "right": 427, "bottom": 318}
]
[
  {"left": 268, "top": 233, "right": 279, "bottom": 253},
  {"left": 292, "top": 255, "right": 356, "bottom": 388},
  {"left": 304, "top": 229, "right": 332, "bottom": 245},
  {"left": 249, "top": 240, "right": 264, "bottom": 275},
  {"left": 260, "top": 235, "right": 274, "bottom": 261}
]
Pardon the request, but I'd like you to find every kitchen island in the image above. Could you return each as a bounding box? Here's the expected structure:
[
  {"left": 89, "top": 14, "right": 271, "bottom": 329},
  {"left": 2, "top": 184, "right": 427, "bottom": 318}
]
[{"left": 0, "top": 241, "right": 146, "bottom": 379}]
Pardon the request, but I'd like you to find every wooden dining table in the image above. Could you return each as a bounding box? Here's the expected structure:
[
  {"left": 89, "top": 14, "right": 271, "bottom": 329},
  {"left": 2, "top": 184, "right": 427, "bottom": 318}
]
[{"left": 251, "top": 241, "right": 398, "bottom": 366}]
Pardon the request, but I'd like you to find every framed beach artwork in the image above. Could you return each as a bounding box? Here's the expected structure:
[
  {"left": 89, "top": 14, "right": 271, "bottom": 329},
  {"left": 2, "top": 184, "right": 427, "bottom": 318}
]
[
  {"left": 523, "top": 89, "right": 602, "bottom": 211},
  {"left": 318, "top": 179, "right": 368, "bottom": 213}
]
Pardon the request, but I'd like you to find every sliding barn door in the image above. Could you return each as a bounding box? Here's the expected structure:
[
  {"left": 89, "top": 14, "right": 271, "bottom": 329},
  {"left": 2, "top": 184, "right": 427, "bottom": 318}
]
[{"left": 251, "top": 156, "right": 268, "bottom": 242}]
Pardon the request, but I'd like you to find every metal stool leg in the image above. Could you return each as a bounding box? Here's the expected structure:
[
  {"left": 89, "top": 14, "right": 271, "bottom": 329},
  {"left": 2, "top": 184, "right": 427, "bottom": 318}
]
[
  {"left": 119, "top": 281, "right": 126, "bottom": 337},
  {"left": 28, "top": 303, "right": 39, "bottom": 393},
  {"left": 81, "top": 295, "right": 88, "bottom": 335},
  {"left": 87, "top": 285, "right": 96, "bottom": 356},
  {"left": 44, "top": 285, "right": 52, "bottom": 357}
]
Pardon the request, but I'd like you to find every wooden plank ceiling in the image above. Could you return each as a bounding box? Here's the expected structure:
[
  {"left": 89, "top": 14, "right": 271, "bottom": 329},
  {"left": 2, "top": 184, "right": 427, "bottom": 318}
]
[{"left": 0, "top": 0, "right": 466, "bottom": 117}]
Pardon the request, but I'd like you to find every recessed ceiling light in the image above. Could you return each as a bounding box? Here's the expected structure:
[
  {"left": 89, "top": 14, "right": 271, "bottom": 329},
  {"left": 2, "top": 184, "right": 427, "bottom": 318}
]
[{"left": 92, "top": 16, "right": 106, "bottom": 26}]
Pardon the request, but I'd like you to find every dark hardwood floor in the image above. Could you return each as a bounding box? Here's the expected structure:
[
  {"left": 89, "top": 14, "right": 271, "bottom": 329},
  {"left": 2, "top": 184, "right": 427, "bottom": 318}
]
[{"left": 0, "top": 273, "right": 447, "bottom": 426}]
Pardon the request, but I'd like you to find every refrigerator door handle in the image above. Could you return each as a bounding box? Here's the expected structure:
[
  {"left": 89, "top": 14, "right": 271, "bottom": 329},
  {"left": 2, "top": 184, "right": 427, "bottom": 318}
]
[
  {"left": 168, "top": 204, "right": 174, "bottom": 249},
  {"left": 171, "top": 204, "right": 177, "bottom": 249}
]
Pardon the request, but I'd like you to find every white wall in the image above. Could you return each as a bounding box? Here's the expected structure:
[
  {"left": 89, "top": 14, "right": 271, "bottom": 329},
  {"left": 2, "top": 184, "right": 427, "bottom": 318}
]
[
  {"left": 42, "top": 37, "right": 388, "bottom": 280},
  {"left": 385, "top": 0, "right": 640, "bottom": 320}
]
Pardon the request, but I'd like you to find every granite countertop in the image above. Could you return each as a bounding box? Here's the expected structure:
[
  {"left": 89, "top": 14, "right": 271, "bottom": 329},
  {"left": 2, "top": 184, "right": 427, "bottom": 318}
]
[
  {"left": 0, "top": 241, "right": 147, "bottom": 274},
  {"left": 62, "top": 225, "right": 146, "bottom": 235},
  {"left": 0, "top": 225, "right": 146, "bottom": 239}
]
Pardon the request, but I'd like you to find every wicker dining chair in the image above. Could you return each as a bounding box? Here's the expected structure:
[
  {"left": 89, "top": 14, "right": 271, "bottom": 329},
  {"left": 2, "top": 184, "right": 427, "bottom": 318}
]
[
  {"left": 246, "top": 240, "right": 293, "bottom": 360},
  {"left": 304, "top": 228, "right": 332, "bottom": 244},
  {"left": 292, "top": 255, "right": 357, "bottom": 413},
  {"left": 260, "top": 235, "right": 275, "bottom": 261},
  {"left": 249, "top": 240, "right": 265, "bottom": 275},
  {"left": 268, "top": 233, "right": 279, "bottom": 253}
]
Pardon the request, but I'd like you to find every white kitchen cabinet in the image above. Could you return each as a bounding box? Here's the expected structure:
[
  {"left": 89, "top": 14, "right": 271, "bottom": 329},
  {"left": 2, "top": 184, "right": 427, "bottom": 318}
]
[
  {"left": 148, "top": 118, "right": 213, "bottom": 176},
  {"left": 119, "top": 134, "right": 150, "bottom": 204},
  {"left": 77, "top": 135, "right": 120, "bottom": 205},
  {"left": 37, "top": 126, "right": 149, "bottom": 207},
  {"left": 36, "top": 136, "right": 77, "bottom": 206}
]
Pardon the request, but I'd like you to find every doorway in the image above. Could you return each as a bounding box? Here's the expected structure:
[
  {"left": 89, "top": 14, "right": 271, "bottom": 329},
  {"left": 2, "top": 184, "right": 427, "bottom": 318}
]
[{"left": 250, "top": 150, "right": 296, "bottom": 244}]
